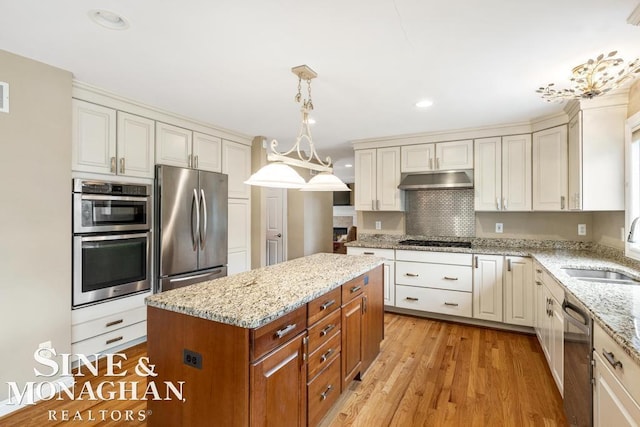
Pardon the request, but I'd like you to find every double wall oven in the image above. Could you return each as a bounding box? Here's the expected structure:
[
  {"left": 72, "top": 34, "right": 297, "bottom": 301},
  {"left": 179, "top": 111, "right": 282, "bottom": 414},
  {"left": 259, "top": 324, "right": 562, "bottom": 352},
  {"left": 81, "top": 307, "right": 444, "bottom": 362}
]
[{"left": 72, "top": 179, "right": 152, "bottom": 308}]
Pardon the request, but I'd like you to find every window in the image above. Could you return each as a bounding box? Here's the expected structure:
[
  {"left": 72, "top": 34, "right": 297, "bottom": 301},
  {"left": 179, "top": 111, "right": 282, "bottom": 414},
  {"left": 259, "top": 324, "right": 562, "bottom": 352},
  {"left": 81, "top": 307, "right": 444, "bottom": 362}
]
[{"left": 625, "top": 111, "right": 640, "bottom": 260}]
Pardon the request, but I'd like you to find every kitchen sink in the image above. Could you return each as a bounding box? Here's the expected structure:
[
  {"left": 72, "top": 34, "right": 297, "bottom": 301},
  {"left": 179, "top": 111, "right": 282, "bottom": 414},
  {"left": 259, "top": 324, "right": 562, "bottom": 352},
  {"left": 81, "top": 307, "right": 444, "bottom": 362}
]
[{"left": 561, "top": 268, "right": 640, "bottom": 285}]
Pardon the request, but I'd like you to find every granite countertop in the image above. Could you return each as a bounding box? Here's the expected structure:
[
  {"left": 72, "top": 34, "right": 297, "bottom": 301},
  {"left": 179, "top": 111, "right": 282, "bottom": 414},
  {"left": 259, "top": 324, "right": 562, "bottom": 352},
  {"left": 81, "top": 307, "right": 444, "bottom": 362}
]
[
  {"left": 347, "top": 234, "right": 640, "bottom": 366},
  {"left": 145, "top": 253, "right": 384, "bottom": 329}
]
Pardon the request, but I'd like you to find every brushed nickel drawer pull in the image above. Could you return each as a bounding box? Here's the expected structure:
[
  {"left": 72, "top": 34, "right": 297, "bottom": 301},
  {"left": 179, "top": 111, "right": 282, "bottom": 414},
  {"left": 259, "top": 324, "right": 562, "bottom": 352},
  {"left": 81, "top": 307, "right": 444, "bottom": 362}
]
[
  {"left": 320, "top": 324, "right": 336, "bottom": 337},
  {"left": 110, "top": 157, "right": 116, "bottom": 173},
  {"left": 535, "top": 280, "right": 543, "bottom": 286},
  {"left": 106, "top": 319, "right": 124, "bottom": 328},
  {"left": 443, "top": 276, "right": 458, "bottom": 281},
  {"left": 405, "top": 297, "right": 419, "bottom": 301},
  {"left": 320, "top": 384, "right": 334, "bottom": 401},
  {"left": 536, "top": 269, "right": 542, "bottom": 273},
  {"left": 507, "top": 259, "right": 512, "bottom": 272},
  {"left": 320, "top": 300, "right": 335, "bottom": 311},
  {"left": 475, "top": 256, "right": 479, "bottom": 268},
  {"left": 405, "top": 273, "right": 419, "bottom": 277},
  {"left": 363, "top": 252, "right": 375, "bottom": 255},
  {"left": 603, "top": 350, "right": 623, "bottom": 370},
  {"left": 444, "top": 302, "right": 459, "bottom": 307},
  {"left": 106, "top": 336, "right": 123, "bottom": 345},
  {"left": 275, "top": 324, "right": 297, "bottom": 339},
  {"left": 350, "top": 285, "right": 362, "bottom": 293},
  {"left": 320, "top": 348, "right": 334, "bottom": 363}
]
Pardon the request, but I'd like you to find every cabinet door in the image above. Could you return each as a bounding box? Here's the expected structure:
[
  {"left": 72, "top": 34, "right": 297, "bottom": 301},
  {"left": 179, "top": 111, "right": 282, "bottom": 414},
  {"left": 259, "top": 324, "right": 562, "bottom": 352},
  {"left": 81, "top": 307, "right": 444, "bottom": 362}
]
[
  {"left": 567, "top": 113, "right": 582, "bottom": 210},
  {"left": 116, "top": 112, "right": 155, "bottom": 178},
  {"left": 155, "top": 122, "right": 193, "bottom": 168},
  {"left": 361, "top": 266, "right": 384, "bottom": 376},
  {"left": 436, "top": 140, "right": 473, "bottom": 170},
  {"left": 228, "top": 199, "right": 251, "bottom": 275},
  {"left": 341, "top": 297, "right": 362, "bottom": 390},
  {"left": 250, "top": 333, "right": 307, "bottom": 427},
  {"left": 376, "top": 146, "right": 403, "bottom": 211},
  {"left": 472, "top": 255, "right": 503, "bottom": 322},
  {"left": 534, "top": 275, "right": 546, "bottom": 348},
  {"left": 533, "top": 125, "right": 568, "bottom": 211},
  {"left": 502, "top": 134, "right": 532, "bottom": 211},
  {"left": 193, "top": 132, "right": 221, "bottom": 172},
  {"left": 593, "top": 351, "right": 640, "bottom": 427},
  {"left": 72, "top": 99, "right": 117, "bottom": 174},
  {"left": 222, "top": 140, "right": 251, "bottom": 199},
  {"left": 383, "top": 260, "right": 395, "bottom": 307},
  {"left": 400, "top": 144, "right": 434, "bottom": 172},
  {"left": 504, "top": 256, "right": 533, "bottom": 327},
  {"left": 354, "top": 149, "right": 377, "bottom": 211},
  {"left": 474, "top": 137, "right": 502, "bottom": 211},
  {"left": 549, "top": 294, "right": 564, "bottom": 396}
]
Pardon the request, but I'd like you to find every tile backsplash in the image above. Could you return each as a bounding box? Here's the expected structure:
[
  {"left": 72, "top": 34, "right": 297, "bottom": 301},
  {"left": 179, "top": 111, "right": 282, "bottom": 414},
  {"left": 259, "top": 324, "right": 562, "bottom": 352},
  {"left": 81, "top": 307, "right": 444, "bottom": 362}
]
[{"left": 405, "top": 189, "right": 475, "bottom": 237}]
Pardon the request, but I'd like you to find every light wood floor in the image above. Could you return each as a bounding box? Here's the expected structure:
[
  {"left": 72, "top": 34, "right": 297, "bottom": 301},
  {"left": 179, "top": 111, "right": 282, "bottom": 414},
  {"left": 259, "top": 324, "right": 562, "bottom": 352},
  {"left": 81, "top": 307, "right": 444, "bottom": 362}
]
[{"left": 0, "top": 313, "right": 567, "bottom": 427}]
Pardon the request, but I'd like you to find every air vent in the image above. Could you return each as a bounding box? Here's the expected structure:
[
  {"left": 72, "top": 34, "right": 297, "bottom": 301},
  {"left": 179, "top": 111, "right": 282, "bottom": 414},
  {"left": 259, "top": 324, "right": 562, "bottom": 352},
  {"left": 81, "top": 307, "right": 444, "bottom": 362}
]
[
  {"left": 629, "top": 3, "right": 640, "bottom": 26},
  {"left": 0, "top": 82, "right": 8, "bottom": 113}
]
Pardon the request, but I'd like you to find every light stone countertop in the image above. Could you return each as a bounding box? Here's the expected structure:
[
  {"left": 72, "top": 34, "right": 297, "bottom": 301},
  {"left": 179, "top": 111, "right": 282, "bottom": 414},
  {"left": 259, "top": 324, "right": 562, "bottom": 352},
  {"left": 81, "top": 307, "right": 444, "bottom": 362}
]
[{"left": 145, "top": 253, "right": 384, "bottom": 329}]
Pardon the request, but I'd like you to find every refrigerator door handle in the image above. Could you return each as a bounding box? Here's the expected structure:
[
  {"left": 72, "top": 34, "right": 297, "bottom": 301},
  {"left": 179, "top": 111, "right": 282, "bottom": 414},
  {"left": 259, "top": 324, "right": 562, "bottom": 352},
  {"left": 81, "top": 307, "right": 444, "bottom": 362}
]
[
  {"left": 199, "top": 189, "right": 207, "bottom": 250},
  {"left": 191, "top": 188, "right": 200, "bottom": 251}
]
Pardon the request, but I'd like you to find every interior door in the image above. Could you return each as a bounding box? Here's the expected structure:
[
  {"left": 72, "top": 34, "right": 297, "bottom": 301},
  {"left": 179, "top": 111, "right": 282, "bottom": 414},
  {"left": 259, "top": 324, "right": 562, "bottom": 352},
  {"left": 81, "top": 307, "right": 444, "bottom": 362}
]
[
  {"left": 198, "top": 170, "right": 228, "bottom": 269},
  {"left": 158, "top": 165, "right": 199, "bottom": 277},
  {"left": 265, "top": 187, "right": 285, "bottom": 266}
]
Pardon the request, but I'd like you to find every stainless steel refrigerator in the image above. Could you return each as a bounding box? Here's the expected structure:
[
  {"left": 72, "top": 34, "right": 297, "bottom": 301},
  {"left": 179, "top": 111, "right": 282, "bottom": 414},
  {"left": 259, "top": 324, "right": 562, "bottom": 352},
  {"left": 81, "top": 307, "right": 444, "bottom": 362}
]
[{"left": 155, "top": 165, "right": 228, "bottom": 292}]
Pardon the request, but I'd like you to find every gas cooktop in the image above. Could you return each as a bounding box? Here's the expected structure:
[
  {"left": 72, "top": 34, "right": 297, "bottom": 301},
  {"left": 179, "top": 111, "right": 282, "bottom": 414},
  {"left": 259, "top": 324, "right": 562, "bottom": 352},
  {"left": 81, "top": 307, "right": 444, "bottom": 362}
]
[{"left": 397, "top": 239, "right": 472, "bottom": 249}]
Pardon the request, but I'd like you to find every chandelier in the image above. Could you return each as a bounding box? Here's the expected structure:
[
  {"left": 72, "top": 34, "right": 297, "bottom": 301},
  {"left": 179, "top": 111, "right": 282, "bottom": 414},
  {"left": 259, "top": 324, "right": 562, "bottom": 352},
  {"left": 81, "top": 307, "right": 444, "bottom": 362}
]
[
  {"left": 537, "top": 51, "right": 640, "bottom": 102},
  {"left": 244, "top": 65, "right": 351, "bottom": 191}
]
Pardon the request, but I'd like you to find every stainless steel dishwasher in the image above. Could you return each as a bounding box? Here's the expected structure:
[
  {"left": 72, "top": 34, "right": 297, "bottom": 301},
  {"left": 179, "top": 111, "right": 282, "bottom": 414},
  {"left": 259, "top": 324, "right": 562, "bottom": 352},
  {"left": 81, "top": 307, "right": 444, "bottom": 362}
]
[{"left": 563, "top": 291, "right": 593, "bottom": 427}]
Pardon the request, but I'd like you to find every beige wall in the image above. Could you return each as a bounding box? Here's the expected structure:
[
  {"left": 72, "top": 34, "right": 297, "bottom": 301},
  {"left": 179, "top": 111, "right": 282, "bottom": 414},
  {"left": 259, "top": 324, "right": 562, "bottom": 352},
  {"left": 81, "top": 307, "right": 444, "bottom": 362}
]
[
  {"left": 629, "top": 80, "right": 640, "bottom": 117},
  {"left": 592, "top": 211, "right": 625, "bottom": 249},
  {"left": 250, "top": 137, "right": 267, "bottom": 269},
  {"left": 304, "top": 191, "right": 333, "bottom": 255},
  {"left": 0, "top": 50, "right": 72, "bottom": 401},
  {"left": 358, "top": 211, "right": 406, "bottom": 235}
]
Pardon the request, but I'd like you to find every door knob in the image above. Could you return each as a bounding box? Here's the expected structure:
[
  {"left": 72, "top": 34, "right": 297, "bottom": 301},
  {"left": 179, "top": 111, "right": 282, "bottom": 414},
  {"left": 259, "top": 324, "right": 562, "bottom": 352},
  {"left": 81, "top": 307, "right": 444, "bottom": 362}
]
[{"left": 276, "top": 233, "right": 282, "bottom": 238}]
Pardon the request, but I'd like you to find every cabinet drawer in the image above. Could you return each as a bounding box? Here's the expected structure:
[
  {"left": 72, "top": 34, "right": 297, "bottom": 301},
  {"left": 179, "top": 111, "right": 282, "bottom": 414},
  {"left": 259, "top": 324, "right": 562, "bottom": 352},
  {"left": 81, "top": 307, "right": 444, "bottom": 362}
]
[
  {"left": 396, "top": 250, "right": 472, "bottom": 265},
  {"left": 396, "top": 261, "right": 472, "bottom": 291},
  {"left": 308, "top": 356, "right": 341, "bottom": 427},
  {"left": 72, "top": 306, "right": 146, "bottom": 344},
  {"left": 308, "top": 287, "right": 341, "bottom": 326},
  {"left": 250, "top": 305, "right": 307, "bottom": 361},
  {"left": 308, "top": 308, "right": 341, "bottom": 353},
  {"left": 342, "top": 274, "right": 366, "bottom": 303},
  {"left": 72, "top": 321, "right": 146, "bottom": 358},
  {"left": 594, "top": 322, "right": 640, "bottom": 403},
  {"left": 396, "top": 285, "right": 472, "bottom": 318},
  {"left": 308, "top": 331, "right": 341, "bottom": 381},
  {"left": 346, "top": 247, "right": 394, "bottom": 260}
]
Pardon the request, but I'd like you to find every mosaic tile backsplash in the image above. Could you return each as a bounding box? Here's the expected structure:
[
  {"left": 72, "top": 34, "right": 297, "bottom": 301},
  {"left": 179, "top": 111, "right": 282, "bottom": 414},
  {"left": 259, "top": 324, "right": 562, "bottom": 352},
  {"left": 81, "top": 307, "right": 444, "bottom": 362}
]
[{"left": 405, "top": 189, "right": 475, "bottom": 237}]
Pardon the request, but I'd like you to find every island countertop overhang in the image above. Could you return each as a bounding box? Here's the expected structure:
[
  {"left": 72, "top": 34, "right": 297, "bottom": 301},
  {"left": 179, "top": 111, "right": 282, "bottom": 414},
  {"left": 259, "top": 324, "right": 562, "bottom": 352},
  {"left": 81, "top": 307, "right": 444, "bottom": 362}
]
[{"left": 145, "top": 253, "right": 385, "bottom": 329}]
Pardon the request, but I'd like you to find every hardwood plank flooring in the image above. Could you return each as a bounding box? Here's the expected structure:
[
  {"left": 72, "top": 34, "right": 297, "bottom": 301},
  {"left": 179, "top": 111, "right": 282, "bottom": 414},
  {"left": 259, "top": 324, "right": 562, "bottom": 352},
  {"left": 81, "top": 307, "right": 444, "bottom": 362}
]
[{"left": 0, "top": 313, "right": 567, "bottom": 427}]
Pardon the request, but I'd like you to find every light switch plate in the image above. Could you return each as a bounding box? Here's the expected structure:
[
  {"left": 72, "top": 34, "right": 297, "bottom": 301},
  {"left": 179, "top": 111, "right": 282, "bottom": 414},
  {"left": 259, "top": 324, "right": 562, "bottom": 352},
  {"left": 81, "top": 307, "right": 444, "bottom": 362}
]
[
  {"left": 495, "top": 223, "right": 503, "bottom": 233},
  {"left": 578, "top": 224, "right": 587, "bottom": 236}
]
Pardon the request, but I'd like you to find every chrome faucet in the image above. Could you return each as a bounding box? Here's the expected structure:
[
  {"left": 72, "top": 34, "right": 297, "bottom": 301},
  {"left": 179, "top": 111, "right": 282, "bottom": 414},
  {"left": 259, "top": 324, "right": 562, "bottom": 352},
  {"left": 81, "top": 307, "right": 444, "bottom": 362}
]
[{"left": 628, "top": 217, "right": 640, "bottom": 243}]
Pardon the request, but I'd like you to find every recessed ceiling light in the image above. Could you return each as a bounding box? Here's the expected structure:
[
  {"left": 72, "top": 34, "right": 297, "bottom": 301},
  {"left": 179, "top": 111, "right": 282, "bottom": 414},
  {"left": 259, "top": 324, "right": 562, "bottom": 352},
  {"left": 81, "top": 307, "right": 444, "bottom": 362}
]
[
  {"left": 89, "top": 10, "right": 130, "bottom": 30},
  {"left": 344, "top": 164, "right": 353, "bottom": 168},
  {"left": 415, "top": 99, "right": 434, "bottom": 108}
]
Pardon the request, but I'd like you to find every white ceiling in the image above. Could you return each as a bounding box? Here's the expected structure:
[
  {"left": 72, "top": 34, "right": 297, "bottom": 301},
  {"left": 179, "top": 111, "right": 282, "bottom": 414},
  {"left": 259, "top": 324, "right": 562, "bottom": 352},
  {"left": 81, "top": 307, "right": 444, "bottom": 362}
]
[{"left": 1, "top": 0, "right": 639, "bottom": 182}]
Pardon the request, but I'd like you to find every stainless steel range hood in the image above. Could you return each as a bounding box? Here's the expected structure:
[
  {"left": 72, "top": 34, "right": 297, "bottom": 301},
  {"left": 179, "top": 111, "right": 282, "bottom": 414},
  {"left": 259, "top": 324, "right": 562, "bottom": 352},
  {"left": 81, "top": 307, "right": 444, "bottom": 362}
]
[{"left": 398, "top": 169, "right": 474, "bottom": 190}]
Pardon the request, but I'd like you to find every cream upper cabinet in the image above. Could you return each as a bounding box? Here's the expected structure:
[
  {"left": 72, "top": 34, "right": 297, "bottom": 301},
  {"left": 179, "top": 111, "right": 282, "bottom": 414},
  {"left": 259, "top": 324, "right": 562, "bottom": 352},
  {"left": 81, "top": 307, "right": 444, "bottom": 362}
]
[
  {"left": 472, "top": 254, "right": 503, "bottom": 322},
  {"left": 474, "top": 135, "right": 531, "bottom": 211},
  {"left": 503, "top": 256, "right": 533, "bottom": 327},
  {"left": 72, "top": 99, "right": 117, "bottom": 175},
  {"left": 355, "top": 147, "right": 403, "bottom": 211},
  {"left": 155, "top": 122, "right": 193, "bottom": 168},
  {"left": 533, "top": 125, "right": 568, "bottom": 211},
  {"left": 193, "top": 132, "right": 222, "bottom": 173},
  {"left": 401, "top": 140, "right": 472, "bottom": 172},
  {"left": 222, "top": 140, "right": 251, "bottom": 199},
  {"left": 72, "top": 100, "right": 154, "bottom": 178},
  {"left": 567, "top": 102, "right": 626, "bottom": 211},
  {"left": 116, "top": 112, "right": 155, "bottom": 178}
]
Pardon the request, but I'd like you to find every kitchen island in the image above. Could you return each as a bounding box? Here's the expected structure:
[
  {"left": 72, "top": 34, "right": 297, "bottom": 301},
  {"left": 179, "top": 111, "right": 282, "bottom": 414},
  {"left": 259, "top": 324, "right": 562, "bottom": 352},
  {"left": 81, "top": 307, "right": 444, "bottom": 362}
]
[{"left": 145, "top": 253, "right": 384, "bottom": 427}]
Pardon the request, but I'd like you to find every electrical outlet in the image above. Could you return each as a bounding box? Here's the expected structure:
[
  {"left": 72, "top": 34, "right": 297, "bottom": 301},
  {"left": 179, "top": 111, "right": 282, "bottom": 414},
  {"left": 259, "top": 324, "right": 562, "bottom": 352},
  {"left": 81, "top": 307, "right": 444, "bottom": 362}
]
[
  {"left": 38, "top": 341, "right": 53, "bottom": 359},
  {"left": 495, "top": 223, "right": 503, "bottom": 233},
  {"left": 578, "top": 224, "right": 587, "bottom": 236},
  {"left": 183, "top": 349, "right": 202, "bottom": 369},
  {"left": 375, "top": 221, "right": 382, "bottom": 230}
]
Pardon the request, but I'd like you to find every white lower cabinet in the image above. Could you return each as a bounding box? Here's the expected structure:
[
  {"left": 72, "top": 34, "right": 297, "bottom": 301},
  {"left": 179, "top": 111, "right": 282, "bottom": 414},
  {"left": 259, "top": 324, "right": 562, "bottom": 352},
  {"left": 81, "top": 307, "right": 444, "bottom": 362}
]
[
  {"left": 504, "top": 256, "right": 534, "bottom": 327},
  {"left": 396, "top": 286, "right": 472, "bottom": 317},
  {"left": 472, "top": 254, "right": 503, "bottom": 322},
  {"left": 346, "top": 247, "right": 395, "bottom": 306},
  {"left": 593, "top": 323, "right": 640, "bottom": 426}
]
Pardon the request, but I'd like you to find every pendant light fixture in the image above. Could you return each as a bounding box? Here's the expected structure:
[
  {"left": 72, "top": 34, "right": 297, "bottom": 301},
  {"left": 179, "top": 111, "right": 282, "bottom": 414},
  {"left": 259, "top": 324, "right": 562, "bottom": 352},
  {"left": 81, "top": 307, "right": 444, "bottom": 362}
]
[{"left": 245, "top": 65, "right": 351, "bottom": 192}]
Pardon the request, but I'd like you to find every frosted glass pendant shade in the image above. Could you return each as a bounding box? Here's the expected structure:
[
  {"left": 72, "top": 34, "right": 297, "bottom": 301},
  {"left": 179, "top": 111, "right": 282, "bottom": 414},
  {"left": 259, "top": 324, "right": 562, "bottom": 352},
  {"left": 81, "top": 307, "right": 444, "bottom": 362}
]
[
  {"left": 244, "top": 162, "right": 306, "bottom": 188},
  {"left": 301, "top": 172, "right": 351, "bottom": 191}
]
